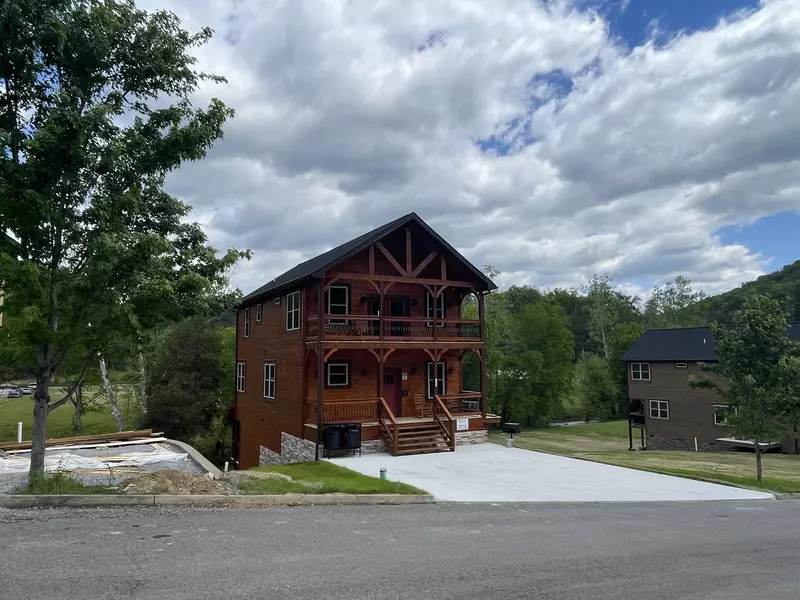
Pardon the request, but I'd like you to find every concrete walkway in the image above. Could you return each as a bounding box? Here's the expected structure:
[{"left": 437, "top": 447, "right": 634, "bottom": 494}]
[{"left": 330, "top": 444, "right": 775, "bottom": 502}]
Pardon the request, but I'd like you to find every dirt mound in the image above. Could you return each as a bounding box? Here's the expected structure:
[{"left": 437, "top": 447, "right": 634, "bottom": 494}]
[{"left": 120, "top": 471, "right": 238, "bottom": 495}]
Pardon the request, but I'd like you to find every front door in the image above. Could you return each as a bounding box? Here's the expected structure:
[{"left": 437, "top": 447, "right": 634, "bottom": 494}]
[{"left": 382, "top": 371, "right": 401, "bottom": 416}]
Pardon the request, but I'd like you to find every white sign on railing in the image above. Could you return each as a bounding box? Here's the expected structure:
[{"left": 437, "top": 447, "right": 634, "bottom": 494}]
[{"left": 456, "top": 418, "right": 469, "bottom": 431}]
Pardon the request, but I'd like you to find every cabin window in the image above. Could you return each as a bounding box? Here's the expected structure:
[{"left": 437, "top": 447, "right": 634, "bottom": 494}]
[
  {"left": 713, "top": 404, "right": 736, "bottom": 426},
  {"left": 426, "top": 361, "right": 447, "bottom": 399},
  {"left": 244, "top": 307, "right": 250, "bottom": 339},
  {"left": 236, "top": 362, "right": 246, "bottom": 393},
  {"left": 286, "top": 291, "right": 301, "bottom": 331},
  {"left": 649, "top": 399, "right": 669, "bottom": 420},
  {"left": 675, "top": 362, "right": 687, "bottom": 369},
  {"left": 263, "top": 361, "right": 276, "bottom": 400},
  {"left": 425, "top": 291, "right": 445, "bottom": 328},
  {"left": 255, "top": 303, "right": 262, "bottom": 323},
  {"left": 631, "top": 363, "right": 650, "bottom": 381},
  {"left": 327, "top": 285, "right": 350, "bottom": 327},
  {"left": 326, "top": 362, "right": 350, "bottom": 387}
]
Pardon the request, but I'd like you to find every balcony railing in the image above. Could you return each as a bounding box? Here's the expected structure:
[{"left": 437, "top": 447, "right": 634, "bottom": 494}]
[
  {"left": 304, "top": 393, "right": 483, "bottom": 425},
  {"left": 306, "top": 315, "right": 481, "bottom": 341},
  {"left": 630, "top": 412, "right": 646, "bottom": 427}
]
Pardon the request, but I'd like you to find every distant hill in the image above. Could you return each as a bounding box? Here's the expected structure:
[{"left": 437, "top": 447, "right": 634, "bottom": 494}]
[{"left": 699, "top": 259, "right": 800, "bottom": 324}]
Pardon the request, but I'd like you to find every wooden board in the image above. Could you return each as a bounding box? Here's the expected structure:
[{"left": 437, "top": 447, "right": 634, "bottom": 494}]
[{"left": 0, "top": 429, "right": 156, "bottom": 451}]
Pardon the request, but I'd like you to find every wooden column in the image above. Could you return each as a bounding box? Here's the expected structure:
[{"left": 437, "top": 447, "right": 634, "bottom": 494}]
[
  {"left": 433, "top": 286, "right": 440, "bottom": 342},
  {"left": 478, "top": 292, "right": 487, "bottom": 420},
  {"left": 315, "top": 280, "right": 325, "bottom": 461},
  {"left": 378, "top": 350, "right": 385, "bottom": 404},
  {"left": 379, "top": 281, "right": 385, "bottom": 341}
]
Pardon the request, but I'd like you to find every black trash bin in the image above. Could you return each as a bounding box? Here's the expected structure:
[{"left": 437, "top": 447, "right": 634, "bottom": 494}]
[{"left": 344, "top": 423, "right": 362, "bottom": 455}]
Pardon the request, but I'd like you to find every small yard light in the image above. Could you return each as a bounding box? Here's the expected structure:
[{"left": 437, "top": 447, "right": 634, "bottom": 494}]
[{"left": 380, "top": 468, "right": 387, "bottom": 481}]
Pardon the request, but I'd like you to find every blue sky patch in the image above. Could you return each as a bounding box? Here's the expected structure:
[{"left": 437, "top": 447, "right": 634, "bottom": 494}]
[{"left": 717, "top": 211, "right": 800, "bottom": 271}]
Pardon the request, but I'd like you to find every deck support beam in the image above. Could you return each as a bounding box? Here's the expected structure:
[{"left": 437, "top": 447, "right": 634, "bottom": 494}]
[
  {"left": 478, "top": 292, "right": 487, "bottom": 421},
  {"left": 315, "top": 279, "right": 325, "bottom": 461}
]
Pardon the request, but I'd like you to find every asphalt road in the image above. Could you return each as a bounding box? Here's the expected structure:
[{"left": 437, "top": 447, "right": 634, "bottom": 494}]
[{"left": 2, "top": 501, "right": 800, "bottom": 600}]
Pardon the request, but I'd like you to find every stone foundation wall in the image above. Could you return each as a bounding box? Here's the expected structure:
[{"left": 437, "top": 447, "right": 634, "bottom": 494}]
[
  {"left": 455, "top": 430, "right": 488, "bottom": 446},
  {"left": 646, "top": 433, "right": 732, "bottom": 452},
  {"left": 259, "top": 432, "right": 317, "bottom": 466},
  {"left": 281, "top": 432, "right": 316, "bottom": 463},
  {"left": 361, "top": 439, "right": 386, "bottom": 454}
]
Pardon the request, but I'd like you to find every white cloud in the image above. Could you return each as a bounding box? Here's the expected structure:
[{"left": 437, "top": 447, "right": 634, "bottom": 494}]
[{"left": 142, "top": 0, "right": 800, "bottom": 297}]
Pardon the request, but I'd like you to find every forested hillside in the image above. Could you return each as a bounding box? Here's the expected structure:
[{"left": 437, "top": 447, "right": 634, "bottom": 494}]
[{"left": 698, "top": 260, "right": 800, "bottom": 324}]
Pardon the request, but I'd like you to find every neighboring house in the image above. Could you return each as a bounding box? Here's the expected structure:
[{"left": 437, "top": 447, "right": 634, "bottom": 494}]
[
  {"left": 621, "top": 325, "right": 800, "bottom": 453},
  {"left": 233, "top": 213, "right": 497, "bottom": 468}
]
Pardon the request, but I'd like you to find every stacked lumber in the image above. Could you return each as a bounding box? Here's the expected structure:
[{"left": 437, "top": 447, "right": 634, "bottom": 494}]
[{"left": 0, "top": 429, "right": 163, "bottom": 452}]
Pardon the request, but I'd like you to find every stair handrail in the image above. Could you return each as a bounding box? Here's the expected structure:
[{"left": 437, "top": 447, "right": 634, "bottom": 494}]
[
  {"left": 378, "top": 397, "right": 399, "bottom": 455},
  {"left": 432, "top": 394, "right": 456, "bottom": 451}
]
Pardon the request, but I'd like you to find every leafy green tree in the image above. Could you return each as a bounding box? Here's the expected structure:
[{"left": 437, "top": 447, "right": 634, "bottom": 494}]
[
  {"left": 574, "top": 353, "right": 617, "bottom": 421},
  {"left": 608, "top": 322, "right": 646, "bottom": 414},
  {"left": 145, "top": 318, "right": 222, "bottom": 440},
  {"left": 0, "top": 0, "right": 248, "bottom": 475},
  {"left": 584, "top": 274, "right": 620, "bottom": 358},
  {"left": 645, "top": 275, "right": 706, "bottom": 328},
  {"left": 690, "top": 294, "right": 795, "bottom": 482},
  {"left": 512, "top": 302, "right": 575, "bottom": 426}
]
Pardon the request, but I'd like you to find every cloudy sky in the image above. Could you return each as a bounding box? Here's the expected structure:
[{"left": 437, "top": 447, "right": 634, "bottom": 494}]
[{"left": 142, "top": 0, "right": 800, "bottom": 299}]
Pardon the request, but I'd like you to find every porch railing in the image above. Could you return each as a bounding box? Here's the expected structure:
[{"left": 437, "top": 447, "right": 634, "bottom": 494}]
[
  {"left": 439, "top": 392, "right": 482, "bottom": 415},
  {"left": 432, "top": 395, "right": 456, "bottom": 451},
  {"left": 378, "top": 397, "right": 399, "bottom": 455},
  {"left": 304, "top": 398, "right": 379, "bottom": 424},
  {"left": 305, "top": 315, "right": 481, "bottom": 341}
]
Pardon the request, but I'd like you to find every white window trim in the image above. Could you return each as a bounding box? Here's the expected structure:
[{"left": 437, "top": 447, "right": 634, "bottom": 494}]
[
  {"left": 713, "top": 404, "right": 736, "bottom": 426},
  {"left": 649, "top": 399, "right": 669, "bottom": 420},
  {"left": 263, "top": 361, "right": 275, "bottom": 400},
  {"left": 326, "top": 362, "right": 350, "bottom": 387},
  {"left": 327, "top": 285, "right": 350, "bottom": 315},
  {"left": 236, "top": 361, "right": 246, "bottom": 393},
  {"left": 255, "top": 303, "right": 262, "bottom": 323},
  {"left": 285, "top": 291, "right": 301, "bottom": 331},
  {"left": 426, "top": 361, "right": 447, "bottom": 399},
  {"left": 244, "top": 307, "right": 250, "bottom": 339},
  {"left": 631, "top": 362, "right": 650, "bottom": 381},
  {"left": 425, "top": 291, "right": 445, "bottom": 328}
]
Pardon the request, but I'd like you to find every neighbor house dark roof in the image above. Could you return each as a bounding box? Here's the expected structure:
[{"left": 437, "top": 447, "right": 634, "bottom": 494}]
[
  {"left": 621, "top": 324, "right": 800, "bottom": 362},
  {"left": 240, "top": 213, "right": 496, "bottom": 305}
]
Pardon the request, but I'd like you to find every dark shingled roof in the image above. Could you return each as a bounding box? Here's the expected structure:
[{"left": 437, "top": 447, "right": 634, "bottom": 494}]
[
  {"left": 240, "top": 213, "right": 496, "bottom": 305},
  {"left": 621, "top": 323, "right": 800, "bottom": 362}
]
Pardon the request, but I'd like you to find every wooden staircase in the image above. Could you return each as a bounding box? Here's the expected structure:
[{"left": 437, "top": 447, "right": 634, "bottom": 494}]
[{"left": 378, "top": 396, "right": 456, "bottom": 456}]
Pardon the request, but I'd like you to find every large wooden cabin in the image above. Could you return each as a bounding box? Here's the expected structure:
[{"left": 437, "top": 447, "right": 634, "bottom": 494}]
[{"left": 232, "top": 213, "right": 497, "bottom": 468}]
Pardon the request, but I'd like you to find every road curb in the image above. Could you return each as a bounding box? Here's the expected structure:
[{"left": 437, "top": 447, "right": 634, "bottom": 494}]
[{"left": 0, "top": 493, "right": 435, "bottom": 509}]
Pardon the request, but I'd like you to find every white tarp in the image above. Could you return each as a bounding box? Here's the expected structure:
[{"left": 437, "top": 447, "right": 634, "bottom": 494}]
[{"left": 0, "top": 448, "right": 188, "bottom": 474}]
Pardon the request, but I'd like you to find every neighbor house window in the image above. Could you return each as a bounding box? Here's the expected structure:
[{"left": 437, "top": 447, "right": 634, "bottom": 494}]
[
  {"left": 263, "top": 361, "right": 275, "bottom": 400},
  {"left": 327, "top": 285, "right": 349, "bottom": 327},
  {"left": 425, "top": 291, "right": 445, "bottom": 328},
  {"left": 649, "top": 399, "right": 669, "bottom": 420},
  {"left": 426, "top": 361, "right": 446, "bottom": 399},
  {"left": 244, "top": 307, "right": 250, "bottom": 338},
  {"left": 631, "top": 363, "right": 650, "bottom": 380},
  {"left": 255, "top": 303, "right": 262, "bottom": 323},
  {"left": 326, "top": 362, "right": 350, "bottom": 387},
  {"left": 286, "top": 291, "right": 301, "bottom": 331},
  {"left": 713, "top": 404, "right": 736, "bottom": 426},
  {"left": 236, "top": 361, "right": 246, "bottom": 393}
]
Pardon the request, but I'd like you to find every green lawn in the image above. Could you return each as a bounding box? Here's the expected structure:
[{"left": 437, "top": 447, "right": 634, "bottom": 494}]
[
  {"left": 0, "top": 387, "right": 139, "bottom": 443},
  {"left": 243, "top": 462, "right": 426, "bottom": 495},
  {"left": 491, "top": 421, "right": 800, "bottom": 493}
]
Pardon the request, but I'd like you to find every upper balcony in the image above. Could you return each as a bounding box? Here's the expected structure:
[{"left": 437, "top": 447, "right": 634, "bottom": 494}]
[{"left": 306, "top": 314, "right": 482, "bottom": 345}]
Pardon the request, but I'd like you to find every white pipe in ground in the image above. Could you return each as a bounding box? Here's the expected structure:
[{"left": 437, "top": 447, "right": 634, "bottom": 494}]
[
  {"left": 17, "top": 422, "right": 22, "bottom": 443},
  {"left": 694, "top": 437, "right": 698, "bottom": 452}
]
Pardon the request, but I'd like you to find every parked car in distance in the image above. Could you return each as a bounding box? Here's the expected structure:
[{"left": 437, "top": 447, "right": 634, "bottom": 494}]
[
  {"left": 18, "top": 386, "right": 32, "bottom": 395},
  {"left": 0, "top": 384, "right": 22, "bottom": 398},
  {"left": 28, "top": 382, "right": 37, "bottom": 389}
]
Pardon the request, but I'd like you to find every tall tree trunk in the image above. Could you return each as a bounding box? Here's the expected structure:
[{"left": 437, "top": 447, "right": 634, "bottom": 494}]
[
  {"left": 29, "top": 373, "right": 51, "bottom": 476},
  {"left": 754, "top": 440, "right": 763, "bottom": 483},
  {"left": 138, "top": 346, "right": 147, "bottom": 423},
  {"left": 72, "top": 381, "right": 82, "bottom": 432},
  {"left": 99, "top": 356, "right": 123, "bottom": 432},
  {"left": 600, "top": 325, "right": 608, "bottom": 359}
]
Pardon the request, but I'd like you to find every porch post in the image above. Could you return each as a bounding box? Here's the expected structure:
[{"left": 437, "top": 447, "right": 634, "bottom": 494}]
[
  {"left": 379, "top": 281, "right": 385, "bottom": 341},
  {"left": 378, "top": 350, "right": 385, "bottom": 404},
  {"left": 478, "top": 292, "right": 487, "bottom": 420},
  {"left": 315, "top": 279, "right": 325, "bottom": 461},
  {"left": 628, "top": 408, "right": 634, "bottom": 451}
]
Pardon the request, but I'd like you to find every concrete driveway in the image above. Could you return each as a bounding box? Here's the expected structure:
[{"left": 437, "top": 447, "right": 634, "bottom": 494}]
[{"left": 331, "top": 444, "right": 775, "bottom": 502}]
